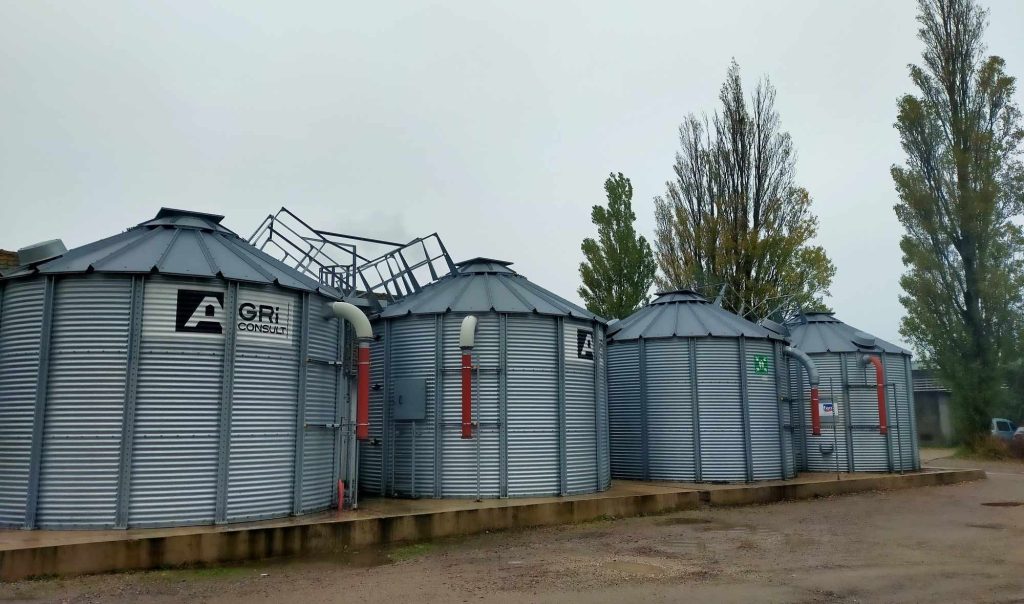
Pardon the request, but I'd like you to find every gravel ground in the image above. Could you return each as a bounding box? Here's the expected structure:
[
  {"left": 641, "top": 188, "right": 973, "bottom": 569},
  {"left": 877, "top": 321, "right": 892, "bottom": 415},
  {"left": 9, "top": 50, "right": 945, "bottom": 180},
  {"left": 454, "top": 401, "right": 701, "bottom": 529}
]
[{"left": 3, "top": 456, "right": 1022, "bottom": 604}]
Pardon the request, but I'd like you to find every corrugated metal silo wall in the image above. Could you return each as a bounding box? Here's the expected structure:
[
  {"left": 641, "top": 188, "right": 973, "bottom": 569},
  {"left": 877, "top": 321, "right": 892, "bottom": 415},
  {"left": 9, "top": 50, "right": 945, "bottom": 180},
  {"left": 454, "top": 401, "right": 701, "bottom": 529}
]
[
  {"left": 505, "top": 315, "right": 560, "bottom": 496},
  {"left": 131, "top": 277, "right": 224, "bottom": 526},
  {"left": 0, "top": 277, "right": 46, "bottom": 527},
  {"left": 745, "top": 339, "right": 783, "bottom": 480},
  {"left": 367, "top": 312, "right": 606, "bottom": 499},
  {"left": 594, "top": 324, "right": 611, "bottom": 490},
  {"left": 775, "top": 344, "right": 797, "bottom": 478},
  {"left": 607, "top": 340, "right": 642, "bottom": 480},
  {"left": 359, "top": 321, "right": 386, "bottom": 495},
  {"left": 696, "top": 338, "right": 746, "bottom": 482},
  {"left": 791, "top": 351, "right": 919, "bottom": 473},
  {"left": 440, "top": 313, "right": 500, "bottom": 497},
  {"left": 38, "top": 276, "right": 131, "bottom": 528},
  {"left": 303, "top": 307, "right": 344, "bottom": 513},
  {"left": 645, "top": 338, "right": 696, "bottom": 482}
]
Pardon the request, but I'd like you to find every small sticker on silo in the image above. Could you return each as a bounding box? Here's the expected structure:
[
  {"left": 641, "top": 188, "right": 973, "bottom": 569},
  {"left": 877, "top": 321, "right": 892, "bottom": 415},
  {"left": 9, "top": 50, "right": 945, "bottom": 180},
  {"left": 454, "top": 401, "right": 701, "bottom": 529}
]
[
  {"left": 577, "top": 329, "right": 594, "bottom": 360},
  {"left": 752, "top": 354, "right": 770, "bottom": 375}
]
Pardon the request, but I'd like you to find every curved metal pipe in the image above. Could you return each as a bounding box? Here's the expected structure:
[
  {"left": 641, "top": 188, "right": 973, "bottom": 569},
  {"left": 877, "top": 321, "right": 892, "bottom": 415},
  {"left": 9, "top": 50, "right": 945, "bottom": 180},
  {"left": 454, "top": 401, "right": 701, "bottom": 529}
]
[
  {"left": 859, "top": 354, "right": 888, "bottom": 435},
  {"left": 329, "top": 302, "right": 373, "bottom": 441},
  {"left": 460, "top": 316, "right": 478, "bottom": 439},
  {"left": 784, "top": 346, "right": 822, "bottom": 436}
]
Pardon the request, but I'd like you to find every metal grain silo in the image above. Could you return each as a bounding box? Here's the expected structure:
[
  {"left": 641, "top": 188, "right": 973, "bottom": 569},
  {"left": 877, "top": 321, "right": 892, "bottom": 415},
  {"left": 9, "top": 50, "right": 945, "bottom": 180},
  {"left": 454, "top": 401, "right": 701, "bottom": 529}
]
[
  {"left": 606, "top": 291, "right": 796, "bottom": 483},
  {"left": 359, "top": 258, "right": 610, "bottom": 499},
  {"left": 787, "top": 312, "right": 920, "bottom": 472},
  {"left": 0, "top": 209, "right": 355, "bottom": 529}
]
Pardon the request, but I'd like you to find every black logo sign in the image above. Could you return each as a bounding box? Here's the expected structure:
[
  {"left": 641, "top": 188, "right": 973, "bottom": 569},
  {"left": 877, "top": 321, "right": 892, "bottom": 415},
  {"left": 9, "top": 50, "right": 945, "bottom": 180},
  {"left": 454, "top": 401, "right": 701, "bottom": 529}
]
[
  {"left": 577, "top": 329, "right": 595, "bottom": 360},
  {"left": 175, "top": 290, "right": 225, "bottom": 334}
]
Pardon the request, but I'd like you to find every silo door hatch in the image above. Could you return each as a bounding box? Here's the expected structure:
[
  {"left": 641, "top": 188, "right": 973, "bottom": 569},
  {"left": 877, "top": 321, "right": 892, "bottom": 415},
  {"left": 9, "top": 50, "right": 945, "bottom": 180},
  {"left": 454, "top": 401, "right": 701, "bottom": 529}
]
[{"left": 393, "top": 378, "right": 427, "bottom": 421}]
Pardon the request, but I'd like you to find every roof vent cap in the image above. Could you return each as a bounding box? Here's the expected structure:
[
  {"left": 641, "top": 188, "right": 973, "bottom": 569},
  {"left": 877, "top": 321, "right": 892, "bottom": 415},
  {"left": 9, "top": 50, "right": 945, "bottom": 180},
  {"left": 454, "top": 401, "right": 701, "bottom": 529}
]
[
  {"left": 17, "top": 239, "right": 67, "bottom": 266},
  {"left": 851, "top": 331, "right": 877, "bottom": 348}
]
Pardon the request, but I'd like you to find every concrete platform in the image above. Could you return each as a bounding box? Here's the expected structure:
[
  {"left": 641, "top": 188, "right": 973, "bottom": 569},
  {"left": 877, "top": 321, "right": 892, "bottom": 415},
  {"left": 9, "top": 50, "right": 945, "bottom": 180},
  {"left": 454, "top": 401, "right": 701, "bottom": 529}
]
[{"left": 0, "top": 468, "right": 984, "bottom": 581}]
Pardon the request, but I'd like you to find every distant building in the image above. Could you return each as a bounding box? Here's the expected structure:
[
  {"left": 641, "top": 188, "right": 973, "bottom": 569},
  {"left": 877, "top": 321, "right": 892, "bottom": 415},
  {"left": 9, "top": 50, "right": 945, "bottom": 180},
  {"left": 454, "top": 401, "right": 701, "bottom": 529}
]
[
  {"left": 0, "top": 249, "right": 18, "bottom": 273},
  {"left": 913, "top": 363, "right": 954, "bottom": 446}
]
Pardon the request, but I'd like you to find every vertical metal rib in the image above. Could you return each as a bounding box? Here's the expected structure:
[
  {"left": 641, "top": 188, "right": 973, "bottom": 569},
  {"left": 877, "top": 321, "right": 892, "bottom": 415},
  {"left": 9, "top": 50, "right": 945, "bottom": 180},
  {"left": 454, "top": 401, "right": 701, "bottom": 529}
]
[
  {"left": 115, "top": 276, "right": 145, "bottom": 528},
  {"left": 214, "top": 282, "right": 238, "bottom": 524},
  {"left": 738, "top": 336, "right": 753, "bottom": 483},
  {"left": 839, "top": 353, "right": 854, "bottom": 473},
  {"left": 433, "top": 314, "right": 443, "bottom": 498},
  {"left": 772, "top": 341, "right": 787, "bottom": 480},
  {"left": 556, "top": 316, "right": 567, "bottom": 496},
  {"left": 688, "top": 338, "right": 701, "bottom": 482},
  {"left": 24, "top": 276, "right": 55, "bottom": 529},
  {"left": 292, "top": 293, "right": 310, "bottom": 515},
  {"left": 639, "top": 338, "right": 649, "bottom": 481},
  {"left": 499, "top": 313, "right": 508, "bottom": 498}
]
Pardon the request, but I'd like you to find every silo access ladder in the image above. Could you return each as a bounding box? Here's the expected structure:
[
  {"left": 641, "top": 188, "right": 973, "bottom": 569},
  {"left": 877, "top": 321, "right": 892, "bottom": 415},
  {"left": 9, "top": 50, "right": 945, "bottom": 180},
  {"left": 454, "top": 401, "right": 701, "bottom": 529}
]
[{"left": 249, "top": 207, "right": 457, "bottom": 312}]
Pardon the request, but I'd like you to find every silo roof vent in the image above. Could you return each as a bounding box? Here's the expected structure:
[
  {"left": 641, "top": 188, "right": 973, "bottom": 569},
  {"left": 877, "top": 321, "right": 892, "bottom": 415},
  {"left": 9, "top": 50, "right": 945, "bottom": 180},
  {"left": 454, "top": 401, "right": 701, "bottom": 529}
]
[
  {"left": 760, "top": 318, "right": 791, "bottom": 337},
  {"left": 851, "top": 331, "right": 877, "bottom": 349},
  {"left": 17, "top": 239, "right": 67, "bottom": 266}
]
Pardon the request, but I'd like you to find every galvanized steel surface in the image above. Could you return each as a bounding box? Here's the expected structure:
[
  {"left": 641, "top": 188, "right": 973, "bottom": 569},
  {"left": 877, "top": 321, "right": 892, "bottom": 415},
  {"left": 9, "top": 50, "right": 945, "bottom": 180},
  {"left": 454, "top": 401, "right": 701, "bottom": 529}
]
[
  {"left": 607, "top": 291, "right": 786, "bottom": 342},
  {"left": 0, "top": 270, "right": 348, "bottom": 529},
  {"left": 0, "top": 278, "right": 45, "bottom": 526},
  {"left": 606, "top": 333, "right": 790, "bottom": 484},
  {"left": 377, "top": 258, "right": 598, "bottom": 321},
  {"left": 363, "top": 310, "right": 608, "bottom": 499},
  {"left": 1, "top": 209, "right": 340, "bottom": 299},
  {"left": 788, "top": 312, "right": 910, "bottom": 355}
]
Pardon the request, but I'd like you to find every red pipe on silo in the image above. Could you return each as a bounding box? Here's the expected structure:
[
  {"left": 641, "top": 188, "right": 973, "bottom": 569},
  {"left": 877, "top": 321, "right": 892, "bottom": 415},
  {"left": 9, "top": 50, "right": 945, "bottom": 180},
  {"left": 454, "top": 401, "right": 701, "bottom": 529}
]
[
  {"left": 810, "top": 386, "right": 821, "bottom": 436},
  {"left": 862, "top": 355, "right": 887, "bottom": 435},
  {"left": 461, "top": 352, "right": 473, "bottom": 439}
]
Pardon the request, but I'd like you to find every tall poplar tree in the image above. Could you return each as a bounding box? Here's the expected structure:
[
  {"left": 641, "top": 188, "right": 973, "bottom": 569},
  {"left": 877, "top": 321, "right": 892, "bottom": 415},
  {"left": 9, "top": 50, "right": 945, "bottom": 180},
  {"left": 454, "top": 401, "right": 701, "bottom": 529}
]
[
  {"left": 654, "top": 61, "right": 834, "bottom": 321},
  {"left": 578, "top": 173, "right": 657, "bottom": 319},
  {"left": 893, "top": 0, "right": 1024, "bottom": 444}
]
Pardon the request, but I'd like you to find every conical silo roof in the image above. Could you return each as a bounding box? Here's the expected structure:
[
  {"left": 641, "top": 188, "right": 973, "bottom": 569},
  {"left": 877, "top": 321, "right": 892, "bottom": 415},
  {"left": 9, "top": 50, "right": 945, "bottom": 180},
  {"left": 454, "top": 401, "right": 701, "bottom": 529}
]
[
  {"left": 0, "top": 208, "right": 342, "bottom": 299},
  {"left": 786, "top": 311, "right": 910, "bottom": 355},
  {"left": 377, "top": 257, "right": 600, "bottom": 321},
  {"left": 607, "top": 290, "right": 785, "bottom": 342}
]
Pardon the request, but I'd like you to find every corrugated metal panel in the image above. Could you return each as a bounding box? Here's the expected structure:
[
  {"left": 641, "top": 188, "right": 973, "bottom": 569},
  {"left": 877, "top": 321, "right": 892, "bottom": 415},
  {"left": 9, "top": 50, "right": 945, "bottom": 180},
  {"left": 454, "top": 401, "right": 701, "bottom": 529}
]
[
  {"left": 847, "top": 353, "right": 890, "bottom": 472},
  {"left": 302, "top": 297, "right": 342, "bottom": 512},
  {"left": 885, "top": 355, "right": 917, "bottom": 471},
  {"left": 607, "top": 342, "right": 641, "bottom": 480},
  {"left": 0, "top": 278, "right": 45, "bottom": 526},
  {"left": 387, "top": 316, "right": 437, "bottom": 497},
  {"left": 506, "top": 315, "right": 559, "bottom": 496},
  {"left": 595, "top": 325, "right": 611, "bottom": 490},
  {"left": 564, "top": 320, "right": 598, "bottom": 494},
  {"left": 359, "top": 322, "right": 386, "bottom": 495},
  {"left": 130, "top": 277, "right": 223, "bottom": 526},
  {"left": 793, "top": 354, "right": 849, "bottom": 473},
  {"left": 696, "top": 338, "right": 745, "bottom": 482},
  {"left": 226, "top": 285, "right": 299, "bottom": 522},
  {"left": 439, "top": 313, "right": 500, "bottom": 498},
  {"left": 644, "top": 338, "right": 696, "bottom": 482},
  {"left": 776, "top": 349, "right": 796, "bottom": 478},
  {"left": 37, "top": 276, "right": 131, "bottom": 528},
  {"left": 745, "top": 339, "right": 782, "bottom": 480}
]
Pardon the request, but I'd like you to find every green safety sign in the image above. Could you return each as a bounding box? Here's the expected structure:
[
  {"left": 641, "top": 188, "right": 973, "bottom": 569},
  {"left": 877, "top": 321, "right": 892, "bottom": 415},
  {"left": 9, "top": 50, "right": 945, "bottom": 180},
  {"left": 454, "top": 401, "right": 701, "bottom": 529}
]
[{"left": 752, "top": 354, "right": 770, "bottom": 375}]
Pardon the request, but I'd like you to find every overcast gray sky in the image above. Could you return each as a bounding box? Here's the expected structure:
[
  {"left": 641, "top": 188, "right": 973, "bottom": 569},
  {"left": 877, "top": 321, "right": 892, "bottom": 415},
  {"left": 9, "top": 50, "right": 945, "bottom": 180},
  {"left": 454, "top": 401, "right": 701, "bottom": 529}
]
[{"left": 2, "top": 1, "right": 1023, "bottom": 349}]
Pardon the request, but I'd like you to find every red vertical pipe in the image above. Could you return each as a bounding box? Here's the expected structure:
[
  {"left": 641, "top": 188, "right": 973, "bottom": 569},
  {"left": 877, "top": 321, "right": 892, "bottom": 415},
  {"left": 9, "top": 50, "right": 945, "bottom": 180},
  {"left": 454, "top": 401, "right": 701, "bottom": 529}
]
[
  {"left": 864, "top": 355, "right": 887, "bottom": 435},
  {"left": 356, "top": 343, "right": 370, "bottom": 441},
  {"left": 810, "top": 386, "right": 821, "bottom": 436},
  {"left": 461, "top": 352, "right": 473, "bottom": 439}
]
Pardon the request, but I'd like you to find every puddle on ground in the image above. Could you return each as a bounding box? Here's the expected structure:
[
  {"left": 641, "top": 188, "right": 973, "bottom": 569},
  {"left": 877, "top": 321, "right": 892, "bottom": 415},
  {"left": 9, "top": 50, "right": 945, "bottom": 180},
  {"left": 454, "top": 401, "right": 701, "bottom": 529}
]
[
  {"left": 657, "top": 517, "right": 712, "bottom": 526},
  {"left": 982, "top": 501, "right": 1024, "bottom": 507},
  {"left": 967, "top": 523, "right": 1007, "bottom": 530}
]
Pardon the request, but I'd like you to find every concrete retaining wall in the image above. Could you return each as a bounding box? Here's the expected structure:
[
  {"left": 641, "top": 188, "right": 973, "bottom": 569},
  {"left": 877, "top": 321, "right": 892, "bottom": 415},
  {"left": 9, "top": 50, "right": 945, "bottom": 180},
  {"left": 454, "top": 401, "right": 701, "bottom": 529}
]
[{"left": 0, "top": 470, "right": 984, "bottom": 581}]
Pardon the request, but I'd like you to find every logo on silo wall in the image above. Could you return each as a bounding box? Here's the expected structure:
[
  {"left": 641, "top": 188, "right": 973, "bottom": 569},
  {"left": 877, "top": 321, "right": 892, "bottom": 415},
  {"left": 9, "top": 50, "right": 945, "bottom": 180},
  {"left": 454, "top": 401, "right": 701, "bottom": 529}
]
[
  {"left": 172, "top": 287, "right": 293, "bottom": 343},
  {"left": 176, "top": 290, "right": 226, "bottom": 334},
  {"left": 577, "top": 329, "right": 595, "bottom": 360}
]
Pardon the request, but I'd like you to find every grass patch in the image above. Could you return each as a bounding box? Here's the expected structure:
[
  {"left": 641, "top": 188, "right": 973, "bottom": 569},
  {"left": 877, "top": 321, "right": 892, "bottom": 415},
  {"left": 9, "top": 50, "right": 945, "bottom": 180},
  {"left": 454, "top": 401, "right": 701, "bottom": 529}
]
[{"left": 386, "top": 542, "right": 436, "bottom": 562}]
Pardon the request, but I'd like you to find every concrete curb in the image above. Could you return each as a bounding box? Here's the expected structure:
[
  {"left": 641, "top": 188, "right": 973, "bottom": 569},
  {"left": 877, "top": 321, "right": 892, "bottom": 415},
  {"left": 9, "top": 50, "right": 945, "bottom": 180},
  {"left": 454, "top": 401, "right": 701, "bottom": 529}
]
[{"left": 0, "top": 469, "right": 984, "bottom": 581}]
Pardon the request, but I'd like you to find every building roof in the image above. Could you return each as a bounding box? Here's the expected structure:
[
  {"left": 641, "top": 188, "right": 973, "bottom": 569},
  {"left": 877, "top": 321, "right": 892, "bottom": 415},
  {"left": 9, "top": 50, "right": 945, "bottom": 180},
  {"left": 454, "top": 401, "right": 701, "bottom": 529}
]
[
  {"left": 377, "top": 257, "right": 600, "bottom": 321},
  {"left": 786, "top": 311, "right": 910, "bottom": 355},
  {"left": 607, "top": 290, "right": 786, "bottom": 342},
  {"left": 1, "top": 208, "right": 342, "bottom": 299}
]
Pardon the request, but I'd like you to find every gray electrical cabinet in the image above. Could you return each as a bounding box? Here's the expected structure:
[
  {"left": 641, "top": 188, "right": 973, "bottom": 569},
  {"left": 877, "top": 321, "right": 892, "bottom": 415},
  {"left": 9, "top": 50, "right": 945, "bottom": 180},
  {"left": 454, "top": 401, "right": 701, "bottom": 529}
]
[{"left": 393, "top": 378, "right": 427, "bottom": 420}]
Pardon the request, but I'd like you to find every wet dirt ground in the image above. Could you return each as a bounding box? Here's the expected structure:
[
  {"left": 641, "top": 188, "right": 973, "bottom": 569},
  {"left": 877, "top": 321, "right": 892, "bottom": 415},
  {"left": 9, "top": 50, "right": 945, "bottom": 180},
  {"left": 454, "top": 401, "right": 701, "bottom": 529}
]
[{"left": 3, "top": 452, "right": 1022, "bottom": 604}]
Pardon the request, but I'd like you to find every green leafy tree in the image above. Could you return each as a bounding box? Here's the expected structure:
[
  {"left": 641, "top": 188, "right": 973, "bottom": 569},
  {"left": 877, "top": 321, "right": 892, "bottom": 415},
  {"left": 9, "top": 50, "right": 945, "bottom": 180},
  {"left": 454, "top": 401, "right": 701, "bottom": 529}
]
[
  {"left": 893, "top": 0, "right": 1024, "bottom": 445},
  {"left": 654, "top": 61, "right": 835, "bottom": 321},
  {"left": 578, "top": 173, "right": 657, "bottom": 319}
]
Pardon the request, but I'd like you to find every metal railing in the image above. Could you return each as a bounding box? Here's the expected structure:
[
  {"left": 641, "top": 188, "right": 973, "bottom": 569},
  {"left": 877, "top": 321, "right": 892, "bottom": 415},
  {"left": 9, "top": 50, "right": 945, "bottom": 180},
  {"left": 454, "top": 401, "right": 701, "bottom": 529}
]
[{"left": 249, "top": 207, "right": 456, "bottom": 311}]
